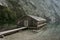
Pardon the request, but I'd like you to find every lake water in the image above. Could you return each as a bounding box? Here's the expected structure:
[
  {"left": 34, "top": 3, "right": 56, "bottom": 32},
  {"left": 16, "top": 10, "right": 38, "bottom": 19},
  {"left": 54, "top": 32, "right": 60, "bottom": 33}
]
[{"left": 0, "top": 23, "right": 60, "bottom": 40}]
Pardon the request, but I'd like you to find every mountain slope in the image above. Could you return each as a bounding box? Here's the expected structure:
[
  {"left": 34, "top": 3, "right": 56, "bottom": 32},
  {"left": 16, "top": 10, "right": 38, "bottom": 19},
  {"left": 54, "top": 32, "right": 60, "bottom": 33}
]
[{"left": 0, "top": 0, "right": 60, "bottom": 23}]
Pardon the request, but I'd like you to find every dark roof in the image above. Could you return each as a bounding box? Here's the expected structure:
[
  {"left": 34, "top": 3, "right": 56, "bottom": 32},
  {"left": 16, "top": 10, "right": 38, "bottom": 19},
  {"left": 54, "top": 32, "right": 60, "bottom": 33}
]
[{"left": 28, "top": 15, "right": 46, "bottom": 21}]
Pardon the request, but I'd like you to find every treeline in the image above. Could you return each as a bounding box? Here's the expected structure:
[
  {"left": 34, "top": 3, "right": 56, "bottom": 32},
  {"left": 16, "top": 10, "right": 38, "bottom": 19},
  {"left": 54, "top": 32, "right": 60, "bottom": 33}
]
[
  {"left": 0, "top": 0, "right": 26, "bottom": 31},
  {"left": 0, "top": 6, "right": 16, "bottom": 25},
  {"left": 0, "top": 0, "right": 26, "bottom": 25}
]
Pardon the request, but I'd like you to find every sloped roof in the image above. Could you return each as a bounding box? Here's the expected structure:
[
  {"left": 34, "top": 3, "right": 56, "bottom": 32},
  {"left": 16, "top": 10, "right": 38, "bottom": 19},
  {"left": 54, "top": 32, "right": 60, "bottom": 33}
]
[
  {"left": 0, "top": 3, "right": 8, "bottom": 7},
  {"left": 28, "top": 15, "right": 46, "bottom": 21},
  {"left": 0, "top": 0, "right": 8, "bottom": 7},
  {"left": 0, "top": 3, "right": 3, "bottom": 6}
]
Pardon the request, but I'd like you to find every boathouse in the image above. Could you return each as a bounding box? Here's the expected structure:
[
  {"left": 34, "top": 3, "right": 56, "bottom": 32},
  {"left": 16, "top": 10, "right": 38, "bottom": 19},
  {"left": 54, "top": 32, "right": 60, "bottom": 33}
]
[{"left": 17, "top": 15, "right": 46, "bottom": 29}]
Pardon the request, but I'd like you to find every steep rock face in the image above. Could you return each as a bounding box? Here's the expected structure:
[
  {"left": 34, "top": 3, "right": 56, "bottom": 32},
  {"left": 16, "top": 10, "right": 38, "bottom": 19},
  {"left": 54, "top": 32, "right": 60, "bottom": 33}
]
[
  {"left": 0, "top": 0, "right": 60, "bottom": 23},
  {"left": 22, "top": 0, "right": 60, "bottom": 23},
  {"left": 33, "top": 0, "right": 60, "bottom": 23}
]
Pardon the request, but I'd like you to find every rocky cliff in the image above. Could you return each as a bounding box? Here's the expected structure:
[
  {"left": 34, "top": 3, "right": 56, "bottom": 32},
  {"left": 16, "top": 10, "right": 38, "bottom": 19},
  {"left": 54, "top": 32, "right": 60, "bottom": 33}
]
[
  {"left": 22, "top": 0, "right": 60, "bottom": 24},
  {"left": 0, "top": 0, "right": 60, "bottom": 24}
]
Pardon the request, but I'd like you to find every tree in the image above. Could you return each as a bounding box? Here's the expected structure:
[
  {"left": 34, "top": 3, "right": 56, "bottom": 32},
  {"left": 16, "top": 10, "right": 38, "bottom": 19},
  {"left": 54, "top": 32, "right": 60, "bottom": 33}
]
[{"left": 6, "top": 0, "right": 26, "bottom": 18}]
